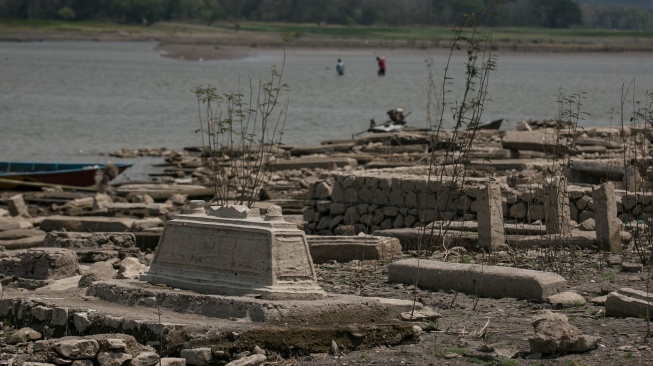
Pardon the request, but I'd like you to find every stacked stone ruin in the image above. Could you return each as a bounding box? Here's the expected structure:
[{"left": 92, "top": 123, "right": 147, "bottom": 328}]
[{"left": 304, "top": 169, "right": 649, "bottom": 236}]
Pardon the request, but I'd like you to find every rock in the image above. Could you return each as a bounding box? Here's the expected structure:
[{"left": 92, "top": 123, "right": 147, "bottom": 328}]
[
  {"left": 528, "top": 310, "right": 598, "bottom": 354},
  {"left": 31, "top": 305, "right": 54, "bottom": 321},
  {"left": 96, "top": 351, "right": 133, "bottom": 366},
  {"left": 7, "top": 194, "right": 30, "bottom": 217},
  {"left": 578, "top": 218, "right": 595, "bottom": 231},
  {"left": 224, "top": 354, "right": 267, "bottom": 366},
  {"left": 180, "top": 348, "right": 212, "bottom": 366},
  {"left": 572, "top": 335, "right": 602, "bottom": 353},
  {"left": 54, "top": 339, "right": 100, "bottom": 359},
  {"left": 103, "top": 338, "right": 127, "bottom": 350},
  {"left": 71, "top": 361, "right": 93, "bottom": 366},
  {"left": 73, "top": 312, "right": 93, "bottom": 333},
  {"left": 51, "top": 307, "right": 70, "bottom": 326},
  {"left": 400, "top": 307, "right": 441, "bottom": 322},
  {"left": 102, "top": 315, "right": 124, "bottom": 329},
  {"left": 79, "top": 261, "right": 117, "bottom": 288},
  {"left": 131, "top": 352, "right": 161, "bottom": 366},
  {"left": 168, "top": 193, "right": 188, "bottom": 205},
  {"left": 547, "top": 292, "right": 587, "bottom": 308},
  {"left": 116, "top": 257, "right": 146, "bottom": 279},
  {"left": 160, "top": 359, "right": 186, "bottom": 366},
  {"left": 590, "top": 295, "right": 607, "bottom": 305},
  {"left": 6, "top": 327, "right": 41, "bottom": 344}
]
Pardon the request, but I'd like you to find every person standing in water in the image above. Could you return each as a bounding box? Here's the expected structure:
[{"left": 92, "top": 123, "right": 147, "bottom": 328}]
[
  {"left": 376, "top": 56, "right": 386, "bottom": 76},
  {"left": 336, "top": 59, "right": 345, "bottom": 76}
]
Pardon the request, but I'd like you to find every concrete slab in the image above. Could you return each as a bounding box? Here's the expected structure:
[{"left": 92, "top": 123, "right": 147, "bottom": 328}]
[
  {"left": 0, "top": 228, "right": 45, "bottom": 240},
  {"left": 502, "top": 130, "right": 568, "bottom": 154},
  {"left": 88, "top": 280, "right": 387, "bottom": 325},
  {"left": 0, "top": 234, "right": 46, "bottom": 250},
  {"left": 106, "top": 203, "right": 170, "bottom": 217},
  {"left": 307, "top": 235, "right": 403, "bottom": 264},
  {"left": 115, "top": 184, "right": 213, "bottom": 201},
  {"left": 606, "top": 288, "right": 653, "bottom": 319},
  {"left": 39, "top": 215, "right": 136, "bottom": 233},
  {"left": 506, "top": 230, "right": 631, "bottom": 249},
  {"left": 388, "top": 258, "right": 567, "bottom": 302},
  {"left": 0, "top": 217, "right": 33, "bottom": 231},
  {"left": 271, "top": 156, "right": 357, "bottom": 171},
  {"left": 0, "top": 293, "right": 417, "bottom": 357}
]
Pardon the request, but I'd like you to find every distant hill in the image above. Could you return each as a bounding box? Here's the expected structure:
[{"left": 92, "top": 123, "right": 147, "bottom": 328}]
[{"left": 575, "top": 0, "right": 653, "bottom": 9}]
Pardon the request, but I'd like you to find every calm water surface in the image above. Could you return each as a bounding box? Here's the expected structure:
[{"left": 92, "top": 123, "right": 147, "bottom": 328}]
[{"left": 0, "top": 41, "right": 651, "bottom": 163}]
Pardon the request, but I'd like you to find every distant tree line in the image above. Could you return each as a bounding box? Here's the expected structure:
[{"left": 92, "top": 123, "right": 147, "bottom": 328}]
[{"left": 0, "top": 0, "right": 651, "bottom": 30}]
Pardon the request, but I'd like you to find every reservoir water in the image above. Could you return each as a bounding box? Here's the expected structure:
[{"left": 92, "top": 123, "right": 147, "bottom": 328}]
[{"left": 1, "top": 41, "right": 652, "bottom": 163}]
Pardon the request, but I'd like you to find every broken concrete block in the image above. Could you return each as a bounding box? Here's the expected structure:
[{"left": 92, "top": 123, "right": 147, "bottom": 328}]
[
  {"left": 606, "top": 288, "right": 653, "bottom": 319},
  {"left": 7, "top": 194, "right": 30, "bottom": 217},
  {"left": 307, "top": 235, "right": 402, "bottom": 264}
]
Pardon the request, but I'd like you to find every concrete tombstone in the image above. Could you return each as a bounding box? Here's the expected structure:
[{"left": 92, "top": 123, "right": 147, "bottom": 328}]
[{"left": 140, "top": 203, "right": 326, "bottom": 300}]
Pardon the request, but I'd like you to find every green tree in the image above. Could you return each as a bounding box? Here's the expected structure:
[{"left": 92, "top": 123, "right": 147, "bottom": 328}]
[
  {"left": 534, "top": 0, "right": 582, "bottom": 28},
  {"left": 199, "top": 0, "right": 224, "bottom": 24},
  {"left": 57, "top": 5, "right": 75, "bottom": 19},
  {"left": 111, "top": 0, "right": 167, "bottom": 24}
]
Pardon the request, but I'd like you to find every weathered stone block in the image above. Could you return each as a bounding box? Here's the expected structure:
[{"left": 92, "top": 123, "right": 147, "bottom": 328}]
[{"left": 388, "top": 258, "right": 567, "bottom": 301}]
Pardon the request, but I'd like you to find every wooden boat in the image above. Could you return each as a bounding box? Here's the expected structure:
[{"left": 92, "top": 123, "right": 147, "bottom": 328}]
[
  {"left": 469, "top": 118, "right": 503, "bottom": 130},
  {"left": 0, "top": 161, "right": 133, "bottom": 190}
]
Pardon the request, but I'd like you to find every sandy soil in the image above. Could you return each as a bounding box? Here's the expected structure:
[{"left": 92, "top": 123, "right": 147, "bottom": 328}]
[
  {"left": 3, "top": 27, "right": 653, "bottom": 62},
  {"left": 296, "top": 248, "right": 653, "bottom": 366}
]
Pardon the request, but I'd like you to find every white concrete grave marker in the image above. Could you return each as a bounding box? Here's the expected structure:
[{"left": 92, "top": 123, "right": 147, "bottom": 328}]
[{"left": 140, "top": 203, "right": 326, "bottom": 300}]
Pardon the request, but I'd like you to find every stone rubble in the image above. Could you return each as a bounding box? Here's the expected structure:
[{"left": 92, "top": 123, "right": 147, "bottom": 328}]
[{"left": 1, "top": 121, "right": 653, "bottom": 364}]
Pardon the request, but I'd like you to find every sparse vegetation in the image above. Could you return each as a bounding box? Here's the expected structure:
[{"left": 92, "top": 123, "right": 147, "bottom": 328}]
[{"left": 193, "top": 39, "right": 290, "bottom": 206}]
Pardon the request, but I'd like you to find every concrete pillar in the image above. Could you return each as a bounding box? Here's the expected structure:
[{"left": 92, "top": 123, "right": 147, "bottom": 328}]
[
  {"left": 621, "top": 165, "right": 642, "bottom": 192},
  {"left": 545, "top": 177, "right": 571, "bottom": 235},
  {"left": 593, "top": 182, "right": 623, "bottom": 252},
  {"left": 477, "top": 183, "right": 505, "bottom": 250}
]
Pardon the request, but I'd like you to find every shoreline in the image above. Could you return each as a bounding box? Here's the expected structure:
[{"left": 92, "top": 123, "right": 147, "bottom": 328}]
[{"left": 2, "top": 28, "right": 653, "bottom": 61}]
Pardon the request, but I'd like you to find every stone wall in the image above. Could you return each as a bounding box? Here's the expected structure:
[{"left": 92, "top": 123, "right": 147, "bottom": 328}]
[{"left": 304, "top": 170, "right": 647, "bottom": 235}]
